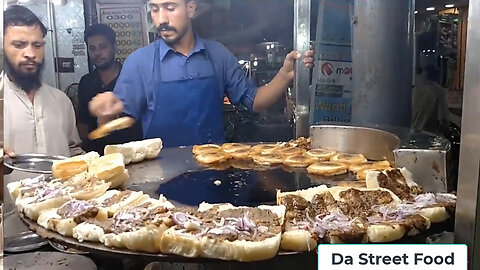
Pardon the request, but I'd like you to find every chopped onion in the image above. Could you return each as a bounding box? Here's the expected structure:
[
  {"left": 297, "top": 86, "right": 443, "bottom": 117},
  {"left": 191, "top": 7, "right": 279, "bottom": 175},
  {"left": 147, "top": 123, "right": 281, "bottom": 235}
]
[
  {"left": 310, "top": 213, "right": 352, "bottom": 238},
  {"left": 62, "top": 200, "right": 95, "bottom": 216},
  {"left": 435, "top": 193, "right": 456, "bottom": 203},
  {"left": 184, "top": 220, "right": 202, "bottom": 231},
  {"left": 413, "top": 193, "right": 437, "bottom": 208},
  {"left": 208, "top": 225, "right": 239, "bottom": 236},
  {"left": 171, "top": 212, "right": 202, "bottom": 228},
  {"left": 213, "top": 217, "right": 225, "bottom": 227}
]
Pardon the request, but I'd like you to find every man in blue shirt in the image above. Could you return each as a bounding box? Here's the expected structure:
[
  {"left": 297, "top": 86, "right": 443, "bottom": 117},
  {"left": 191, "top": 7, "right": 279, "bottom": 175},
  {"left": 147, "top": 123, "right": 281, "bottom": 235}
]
[{"left": 89, "top": 0, "right": 314, "bottom": 147}]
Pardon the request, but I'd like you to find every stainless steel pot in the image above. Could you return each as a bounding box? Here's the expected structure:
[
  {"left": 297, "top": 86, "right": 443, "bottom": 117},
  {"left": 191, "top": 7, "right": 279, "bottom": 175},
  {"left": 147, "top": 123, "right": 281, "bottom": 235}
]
[{"left": 310, "top": 125, "right": 450, "bottom": 192}]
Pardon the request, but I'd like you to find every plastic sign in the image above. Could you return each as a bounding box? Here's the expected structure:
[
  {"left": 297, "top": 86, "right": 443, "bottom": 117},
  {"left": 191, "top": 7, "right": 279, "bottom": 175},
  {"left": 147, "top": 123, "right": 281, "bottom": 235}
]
[{"left": 317, "top": 244, "right": 467, "bottom": 270}]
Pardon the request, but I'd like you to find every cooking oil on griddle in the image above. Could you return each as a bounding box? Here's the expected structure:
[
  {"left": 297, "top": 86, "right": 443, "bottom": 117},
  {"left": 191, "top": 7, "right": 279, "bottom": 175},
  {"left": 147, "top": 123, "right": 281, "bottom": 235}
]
[{"left": 152, "top": 166, "right": 356, "bottom": 207}]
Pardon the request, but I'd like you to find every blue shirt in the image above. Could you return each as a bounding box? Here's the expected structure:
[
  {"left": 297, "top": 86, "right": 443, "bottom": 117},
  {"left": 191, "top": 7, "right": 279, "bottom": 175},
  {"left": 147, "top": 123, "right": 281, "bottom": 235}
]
[{"left": 113, "top": 36, "right": 258, "bottom": 136}]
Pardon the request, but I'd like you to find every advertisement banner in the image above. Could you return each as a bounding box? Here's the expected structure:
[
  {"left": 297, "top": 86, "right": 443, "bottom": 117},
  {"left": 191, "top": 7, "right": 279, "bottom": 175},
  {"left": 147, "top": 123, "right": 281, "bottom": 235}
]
[
  {"left": 313, "top": 96, "right": 352, "bottom": 123},
  {"left": 311, "top": 0, "right": 353, "bottom": 125},
  {"left": 318, "top": 60, "right": 353, "bottom": 88}
]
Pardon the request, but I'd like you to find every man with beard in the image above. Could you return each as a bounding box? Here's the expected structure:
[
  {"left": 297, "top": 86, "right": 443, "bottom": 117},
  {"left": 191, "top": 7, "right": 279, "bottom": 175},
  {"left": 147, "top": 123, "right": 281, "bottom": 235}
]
[
  {"left": 89, "top": 0, "right": 314, "bottom": 147},
  {"left": 77, "top": 24, "right": 143, "bottom": 154},
  {"left": 3, "top": 5, "right": 83, "bottom": 158}
]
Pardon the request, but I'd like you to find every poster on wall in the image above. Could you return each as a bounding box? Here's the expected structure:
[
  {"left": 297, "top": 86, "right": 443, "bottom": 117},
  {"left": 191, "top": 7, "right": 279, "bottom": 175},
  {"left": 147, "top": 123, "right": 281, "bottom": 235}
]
[
  {"left": 98, "top": 5, "right": 148, "bottom": 63},
  {"left": 311, "top": 0, "right": 353, "bottom": 124}
]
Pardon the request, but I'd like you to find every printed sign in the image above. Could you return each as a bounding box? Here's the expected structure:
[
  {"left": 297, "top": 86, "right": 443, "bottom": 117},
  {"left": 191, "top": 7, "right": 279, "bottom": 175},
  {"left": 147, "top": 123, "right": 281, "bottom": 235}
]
[
  {"left": 318, "top": 244, "right": 467, "bottom": 270},
  {"left": 311, "top": 0, "right": 353, "bottom": 125},
  {"left": 99, "top": 6, "right": 147, "bottom": 63},
  {"left": 318, "top": 61, "right": 353, "bottom": 88},
  {"left": 313, "top": 97, "right": 352, "bottom": 123}
]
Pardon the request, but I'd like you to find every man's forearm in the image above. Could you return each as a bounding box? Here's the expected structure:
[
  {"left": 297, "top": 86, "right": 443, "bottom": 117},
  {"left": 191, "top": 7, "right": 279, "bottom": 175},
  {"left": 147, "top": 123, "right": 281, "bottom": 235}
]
[{"left": 252, "top": 69, "right": 291, "bottom": 113}]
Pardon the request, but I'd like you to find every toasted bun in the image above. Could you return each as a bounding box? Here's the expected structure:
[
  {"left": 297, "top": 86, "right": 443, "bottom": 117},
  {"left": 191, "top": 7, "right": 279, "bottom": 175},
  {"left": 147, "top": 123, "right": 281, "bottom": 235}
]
[
  {"left": 159, "top": 227, "right": 203, "bottom": 258},
  {"left": 277, "top": 147, "right": 306, "bottom": 157},
  {"left": 73, "top": 222, "right": 105, "bottom": 243},
  {"left": 306, "top": 161, "right": 349, "bottom": 176},
  {"left": 141, "top": 138, "right": 163, "bottom": 159},
  {"left": 104, "top": 145, "right": 135, "bottom": 165},
  {"left": 52, "top": 152, "right": 100, "bottom": 180},
  {"left": 283, "top": 155, "right": 316, "bottom": 168},
  {"left": 88, "top": 153, "right": 128, "bottom": 188},
  {"left": 418, "top": 207, "right": 449, "bottom": 223},
  {"left": 229, "top": 148, "right": 253, "bottom": 160},
  {"left": 305, "top": 148, "right": 337, "bottom": 160},
  {"left": 251, "top": 144, "right": 281, "bottom": 155},
  {"left": 331, "top": 153, "right": 367, "bottom": 164},
  {"left": 367, "top": 224, "right": 406, "bottom": 243},
  {"left": 221, "top": 143, "right": 251, "bottom": 153},
  {"left": 122, "top": 142, "right": 148, "bottom": 163},
  {"left": 195, "top": 152, "right": 230, "bottom": 164},
  {"left": 192, "top": 144, "right": 221, "bottom": 155},
  {"left": 350, "top": 161, "right": 391, "bottom": 180},
  {"left": 280, "top": 229, "right": 317, "bottom": 251},
  {"left": 103, "top": 225, "right": 168, "bottom": 253},
  {"left": 88, "top": 116, "right": 135, "bottom": 140},
  {"left": 252, "top": 153, "right": 284, "bottom": 166},
  {"left": 201, "top": 233, "right": 282, "bottom": 262}
]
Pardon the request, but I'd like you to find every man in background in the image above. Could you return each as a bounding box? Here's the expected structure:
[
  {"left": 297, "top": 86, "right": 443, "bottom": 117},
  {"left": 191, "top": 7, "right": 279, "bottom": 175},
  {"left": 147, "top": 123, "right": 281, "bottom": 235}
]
[
  {"left": 77, "top": 24, "right": 143, "bottom": 154},
  {"left": 3, "top": 5, "right": 83, "bottom": 158},
  {"left": 412, "top": 65, "right": 450, "bottom": 135}
]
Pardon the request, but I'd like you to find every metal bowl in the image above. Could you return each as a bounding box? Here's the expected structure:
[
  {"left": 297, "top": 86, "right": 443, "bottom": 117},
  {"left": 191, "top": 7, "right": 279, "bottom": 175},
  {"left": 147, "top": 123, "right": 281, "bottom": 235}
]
[{"left": 309, "top": 125, "right": 400, "bottom": 162}]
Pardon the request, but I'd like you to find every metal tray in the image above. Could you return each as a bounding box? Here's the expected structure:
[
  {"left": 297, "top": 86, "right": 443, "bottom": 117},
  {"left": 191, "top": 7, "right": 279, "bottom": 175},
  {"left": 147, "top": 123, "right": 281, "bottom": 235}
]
[
  {"left": 49, "top": 240, "right": 90, "bottom": 255},
  {"left": 4, "top": 231, "right": 49, "bottom": 253},
  {"left": 4, "top": 251, "right": 97, "bottom": 270},
  {"left": 4, "top": 153, "right": 66, "bottom": 174},
  {"left": 310, "top": 125, "right": 400, "bottom": 163}
]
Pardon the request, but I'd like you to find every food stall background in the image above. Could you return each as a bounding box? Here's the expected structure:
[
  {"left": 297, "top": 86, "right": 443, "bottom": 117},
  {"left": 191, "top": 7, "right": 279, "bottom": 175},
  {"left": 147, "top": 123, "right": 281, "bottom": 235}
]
[
  {"left": 1, "top": 0, "right": 478, "bottom": 269},
  {"left": 2, "top": 0, "right": 468, "bottom": 143}
]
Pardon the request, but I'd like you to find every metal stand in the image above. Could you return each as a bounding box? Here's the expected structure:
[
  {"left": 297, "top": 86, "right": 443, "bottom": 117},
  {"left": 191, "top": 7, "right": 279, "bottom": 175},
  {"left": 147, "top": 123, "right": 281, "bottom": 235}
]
[{"left": 454, "top": 1, "right": 480, "bottom": 269}]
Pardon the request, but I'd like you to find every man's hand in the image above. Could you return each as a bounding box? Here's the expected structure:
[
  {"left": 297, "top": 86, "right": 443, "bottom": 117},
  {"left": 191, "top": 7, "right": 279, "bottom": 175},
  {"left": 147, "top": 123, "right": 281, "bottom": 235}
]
[
  {"left": 4, "top": 146, "right": 16, "bottom": 158},
  {"left": 89, "top": 91, "right": 124, "bottom": 122},
  {"left": 252, "top": 49, "right": 315, "bottom": 112},
  {"left": 279, "top": 49, "right": 315, "bottom": 81},
  {"left": 3, "top": 145, "right": 16, "bottom": 175}
]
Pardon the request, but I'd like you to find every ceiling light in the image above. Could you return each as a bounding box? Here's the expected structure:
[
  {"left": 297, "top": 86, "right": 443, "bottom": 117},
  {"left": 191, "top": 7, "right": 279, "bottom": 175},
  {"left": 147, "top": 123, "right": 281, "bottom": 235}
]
[
  {"left": 414, "top": 10, "right": 418, "bottom": 14},
  {"left": 426, "top": 7, "right": 435, "bottom": 11},
  {"left": 445, "top": 4, "right": 454, "bottom": 8}
]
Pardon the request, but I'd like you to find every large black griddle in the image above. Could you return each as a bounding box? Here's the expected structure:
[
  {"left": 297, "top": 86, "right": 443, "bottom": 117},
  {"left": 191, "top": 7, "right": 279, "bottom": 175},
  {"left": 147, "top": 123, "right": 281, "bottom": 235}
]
[
  {"left": 127, "top": 146, "right": 357, "bottom": 207},
  {"left": 16, "top": 145, "right": 452, "bottom": 263}
]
